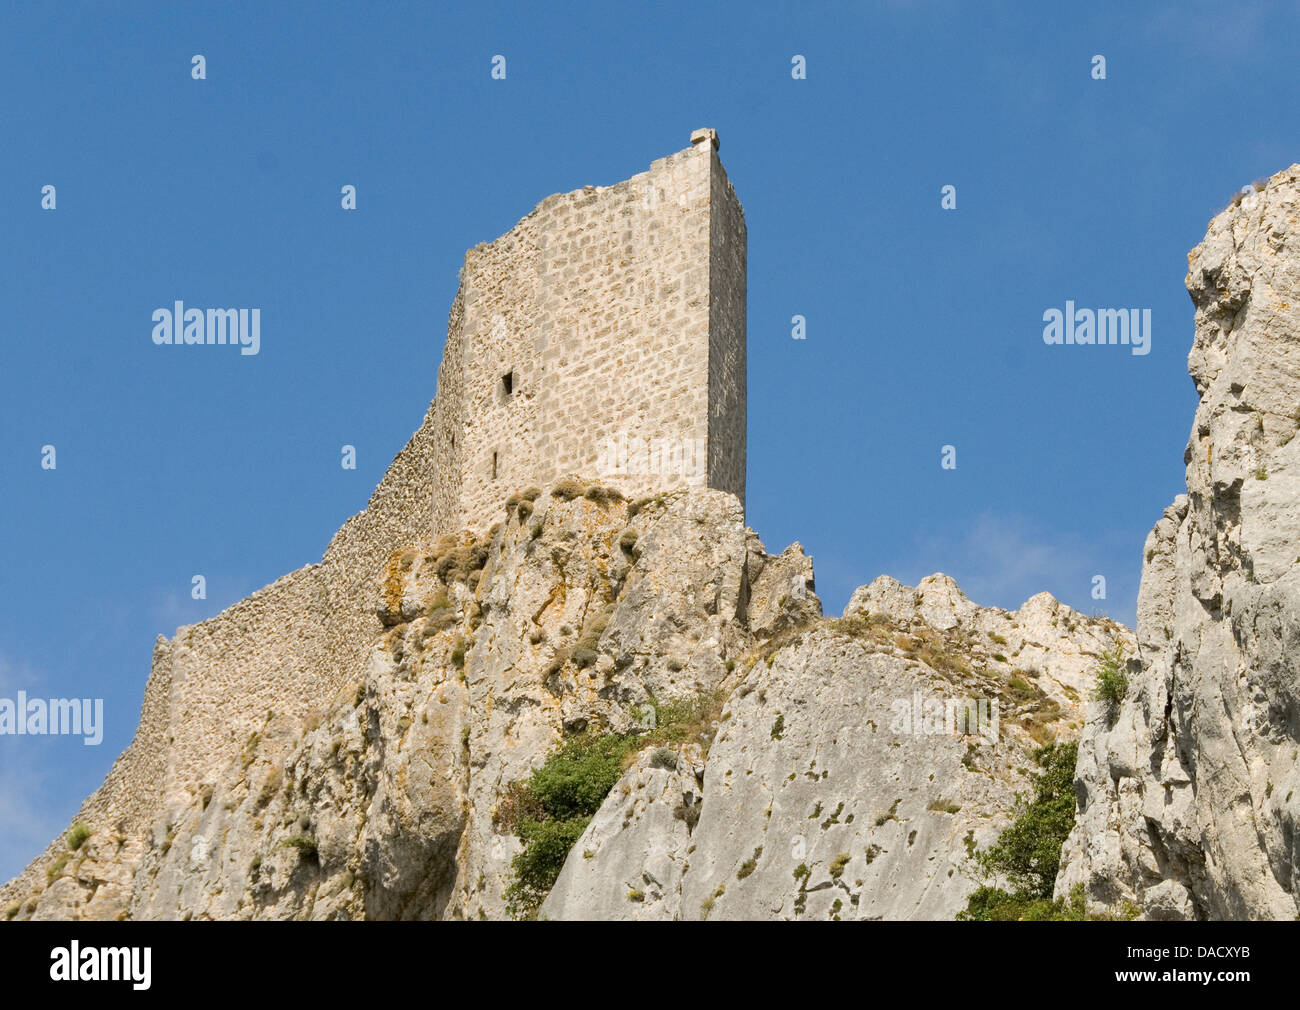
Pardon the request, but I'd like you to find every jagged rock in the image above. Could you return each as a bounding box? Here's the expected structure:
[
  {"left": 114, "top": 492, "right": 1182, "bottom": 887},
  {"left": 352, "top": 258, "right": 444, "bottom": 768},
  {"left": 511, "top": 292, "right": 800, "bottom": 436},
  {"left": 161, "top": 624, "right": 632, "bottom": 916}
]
[
  {"left": 849, "top": 573, "right": 980, "bottom": 631},
  {"left": 5, "top": 465, "right": 1137, "bottom": 921},
  {"left": 1058, "top": 165, "right": 1300, "bottom": 920},
  {"left": 846, "top": 574, "right": 1132, "bottom": 731},
  {"left": 3, "top": 484, "right": 823, "bottom": 920},
  {"left": 540, "top": 581, "right": 1129, "bottom": 920}
]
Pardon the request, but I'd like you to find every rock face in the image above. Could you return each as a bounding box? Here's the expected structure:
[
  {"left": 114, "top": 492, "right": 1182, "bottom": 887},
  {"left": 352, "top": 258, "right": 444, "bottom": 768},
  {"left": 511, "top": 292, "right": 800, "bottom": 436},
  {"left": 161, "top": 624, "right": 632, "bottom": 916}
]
[
  {"left": 2, "top": 478, "right": 1128, "bottom": 921},
  {"left": 0, "top": 484, "right": 810, "bottom": 920},
  {"left": 541, "top": 574, "right": 1130, "bottom": 921},
  {"left": 1058, "top": 166, "right": 1300, "bottom": 921}
]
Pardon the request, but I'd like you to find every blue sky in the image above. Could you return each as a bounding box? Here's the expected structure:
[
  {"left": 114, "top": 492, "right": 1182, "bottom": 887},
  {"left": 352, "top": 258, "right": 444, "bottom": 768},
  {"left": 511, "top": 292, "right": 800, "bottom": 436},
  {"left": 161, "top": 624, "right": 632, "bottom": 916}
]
[{"left": 2, "top": 0, "right": 1298, "bottom": 879}]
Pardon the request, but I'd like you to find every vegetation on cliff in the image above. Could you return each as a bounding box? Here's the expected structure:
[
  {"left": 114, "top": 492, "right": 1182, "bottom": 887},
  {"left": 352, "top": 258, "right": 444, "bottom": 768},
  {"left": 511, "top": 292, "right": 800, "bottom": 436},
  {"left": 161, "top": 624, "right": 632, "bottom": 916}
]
[{"left": 958, "top": 742, "right": 1080, "bottom": 921}]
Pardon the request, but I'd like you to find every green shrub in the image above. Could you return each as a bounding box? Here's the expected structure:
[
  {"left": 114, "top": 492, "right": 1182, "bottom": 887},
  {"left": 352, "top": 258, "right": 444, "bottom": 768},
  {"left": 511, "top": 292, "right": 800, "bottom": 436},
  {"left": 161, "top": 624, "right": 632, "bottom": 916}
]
[
  {"left": 957, "top": 742, "right": 1079, "bottom": 920},
  {"left": 576, "top": 607, "right": 611, "bottom": 655},
  {"left": 650, "top": 747, "right": 678, "bottom": 770},
  {"left": 422, "top": 591, "right": 457, "bottom": 633},
  {"left": 505, "top": 817, "right": 589, "bottom": 918},
  {"left": 674, "top": 799, "right": 701, "bottom": 829},
  {"left": 626, "top": 497, "right": 653, "bottom": 519},
  {"left": 527, "top": 734, "right": 636, "bottom": 820},
  {"left": 46, "top": 853, "right": 69, "bottom": 881},
  {"left": 282, "top": 835, "right": 318, "bottom": 860},
  {"left": 584, "top": 484, "right": 624, "bottom": 505},
  {"left": 66, "top": 823, "right": 91, "bottom": 851},
  {"left": 551, "top": 478, "right": 587, "bottom": 501},
  {"left": 1007, "top": 676, "right": 1039, "bottom": 702},
  {"left": 961, "top": 883, "right": 1087, "bottom": 922},
  {"left": 1093, "top": 644, "right": 1129, "bottom": 713},
  {"left": 503, "top": 731, "right": 639, "bottom": 918}
]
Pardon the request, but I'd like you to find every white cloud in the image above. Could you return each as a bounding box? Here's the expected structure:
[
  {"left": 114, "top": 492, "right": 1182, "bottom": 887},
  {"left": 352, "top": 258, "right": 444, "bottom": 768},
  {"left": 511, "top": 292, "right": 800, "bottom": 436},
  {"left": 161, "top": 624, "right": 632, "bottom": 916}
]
[
  {"left": 882, "top": 511, "right": 1138, "bottom": 625},
  {"left": 0, "top": 651, "right": 43, "bottom": 695}
]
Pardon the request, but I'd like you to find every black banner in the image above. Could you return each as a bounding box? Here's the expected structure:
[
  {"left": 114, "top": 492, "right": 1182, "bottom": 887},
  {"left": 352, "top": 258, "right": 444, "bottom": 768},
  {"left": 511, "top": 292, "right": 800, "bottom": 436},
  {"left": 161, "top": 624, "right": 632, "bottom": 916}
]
[{"left": 0, "top": 921, "right": 1276, "bottom": 996}]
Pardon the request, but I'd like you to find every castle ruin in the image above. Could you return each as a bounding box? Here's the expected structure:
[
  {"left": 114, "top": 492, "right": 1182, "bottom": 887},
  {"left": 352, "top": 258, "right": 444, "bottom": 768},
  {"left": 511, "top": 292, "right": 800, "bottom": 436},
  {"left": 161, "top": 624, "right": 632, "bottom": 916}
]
[
  {"left": 0, "top": 132, "right": 748, "bottom": 915},
  {"left": 429, "top": 127, "right": 747, "bottom": 532}
]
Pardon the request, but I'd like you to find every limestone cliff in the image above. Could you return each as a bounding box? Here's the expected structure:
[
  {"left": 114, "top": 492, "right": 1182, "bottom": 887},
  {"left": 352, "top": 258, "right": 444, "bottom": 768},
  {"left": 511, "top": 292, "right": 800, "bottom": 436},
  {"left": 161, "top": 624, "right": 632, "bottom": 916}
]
[
  {"left": 544, "top": 573, "right": 1129, "bottom": 921},
  {"left": 2, "top": 479, "right": 1128, "bottom": 920},
  {"left": 1058, "top": 166, "right": 1300, "bottom": 920}
]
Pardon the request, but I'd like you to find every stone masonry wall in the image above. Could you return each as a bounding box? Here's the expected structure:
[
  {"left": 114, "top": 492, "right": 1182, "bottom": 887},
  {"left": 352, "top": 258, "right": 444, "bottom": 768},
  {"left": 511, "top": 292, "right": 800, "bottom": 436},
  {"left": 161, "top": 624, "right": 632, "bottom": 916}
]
[
  {"left": 707, "top": 144, "right": 747, "bottom": 501},
  {"left": 430, "top": 132, "right": 747, "bottom": 533},
  {"left": 0, "top": 408, "right": 438, "bottom": 915}
]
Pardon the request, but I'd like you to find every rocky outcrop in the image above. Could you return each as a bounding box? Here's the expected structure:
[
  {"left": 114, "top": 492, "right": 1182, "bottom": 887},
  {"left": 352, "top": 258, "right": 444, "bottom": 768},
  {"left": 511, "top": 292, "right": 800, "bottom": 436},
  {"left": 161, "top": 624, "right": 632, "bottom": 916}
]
[
  {"left": 1, "top": 484, "right": 815, "bottom": 920},
  {"left": 3, "top": 476, "right": 1129, "bottom": 921},
  {"left": 1058, "top": 166, "right": 1300, "bottom": 920},
  {"left": 541, "top": 574, "right": 1130, "bottom": 921}
]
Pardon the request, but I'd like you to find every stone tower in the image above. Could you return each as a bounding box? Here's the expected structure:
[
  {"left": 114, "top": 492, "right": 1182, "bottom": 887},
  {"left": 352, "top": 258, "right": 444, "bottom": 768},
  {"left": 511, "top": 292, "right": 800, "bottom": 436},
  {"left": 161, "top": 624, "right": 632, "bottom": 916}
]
[{"left": 430, "top": 128, "right": 747, "bottom": 534}]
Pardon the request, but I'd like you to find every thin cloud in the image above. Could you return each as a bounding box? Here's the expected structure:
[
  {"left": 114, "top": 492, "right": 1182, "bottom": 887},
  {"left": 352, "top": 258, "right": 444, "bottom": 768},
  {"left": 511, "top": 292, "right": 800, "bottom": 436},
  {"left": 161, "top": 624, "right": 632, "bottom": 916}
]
[
  {"left": 883, "top": 511, "right": 1137, "bottom": 625},
  {"left": 0, "top": 760, "right": 61, "bottom": 882}
]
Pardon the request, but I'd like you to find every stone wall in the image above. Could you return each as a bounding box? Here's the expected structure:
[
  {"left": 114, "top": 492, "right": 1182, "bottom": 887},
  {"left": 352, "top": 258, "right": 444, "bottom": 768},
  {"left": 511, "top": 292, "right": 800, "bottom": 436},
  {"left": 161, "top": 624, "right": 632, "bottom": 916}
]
[
  {"left": 0, "top": 407, "right": 439, "bottom": 916},
  {"left": 430, "top": 131, "right": 747, "bottom": 533},
  {"left": 707, "top": 140, "right": 747, "bottom": 501}
]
